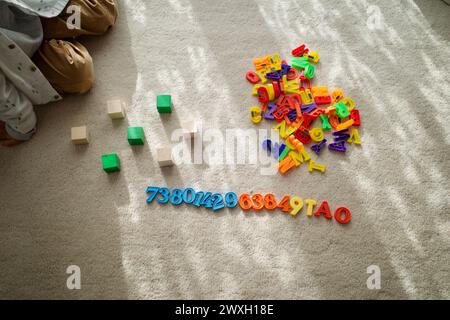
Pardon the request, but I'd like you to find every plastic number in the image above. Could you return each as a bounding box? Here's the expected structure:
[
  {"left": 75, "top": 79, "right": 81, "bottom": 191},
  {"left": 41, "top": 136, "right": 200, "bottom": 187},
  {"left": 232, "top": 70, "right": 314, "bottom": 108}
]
[
  {"left": 238, "top": 194, "right": 253, "bottom": 210},
  {"left": 170, "top": 188, "right": 183, "bottom": 205},
  {"left": 251, "top": 194, "right": 264, "bottom": 210},
  {"left": 202, "top": 192, "right": 213, "bottom": 208},
  {"left": 183, "top": 188, "right": 196, "bottom": 204},
  {"left": 290, "top": 196, "right": 303, "bottom": 216},
  {"left": 277, "top": 195, "right": 291, "bottom": 212},
  {"left": 146, "top": 186, "right": 160, "bottom": 203},
  {"left": 211, "top": 193, "right": 225, "bottom": 211},
  {"left": 192, "top": 191, "right": 205, "bottom": 207},
  {"left": 264, "top": 194, "right": 277, "bottom": 210},
  {"left": 224, "top": 192, "right": 238, "bottom": 208},
  {"left": 157, "top": 187, "right": 170, "bottom": 204}
]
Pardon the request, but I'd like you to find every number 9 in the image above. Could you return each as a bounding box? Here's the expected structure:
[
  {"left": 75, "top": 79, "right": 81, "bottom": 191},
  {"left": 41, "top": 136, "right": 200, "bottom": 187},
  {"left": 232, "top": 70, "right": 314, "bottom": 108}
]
[
  {"left": 225, "top": 192, "right": 238, "bottom": 208},
  {"left": 290, "top": 196, "right": 303, "bottom": 216}
]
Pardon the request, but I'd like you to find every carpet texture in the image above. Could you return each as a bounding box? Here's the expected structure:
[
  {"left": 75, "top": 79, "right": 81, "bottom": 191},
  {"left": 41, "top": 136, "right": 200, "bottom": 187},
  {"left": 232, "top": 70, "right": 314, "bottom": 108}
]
[{"left": 0, "top": 0, "right": 449, "bottom": 299}]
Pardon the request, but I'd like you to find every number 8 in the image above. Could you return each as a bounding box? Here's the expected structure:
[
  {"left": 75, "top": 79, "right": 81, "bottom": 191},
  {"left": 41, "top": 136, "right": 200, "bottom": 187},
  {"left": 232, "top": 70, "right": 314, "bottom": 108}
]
[{"left": 170, "top": 188, "right": 183, "bottom": 205}]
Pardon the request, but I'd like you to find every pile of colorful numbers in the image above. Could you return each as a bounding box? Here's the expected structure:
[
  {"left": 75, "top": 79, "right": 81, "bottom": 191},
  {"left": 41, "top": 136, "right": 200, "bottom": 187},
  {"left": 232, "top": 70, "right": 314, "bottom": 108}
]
[
  {"left": 146, "top": 186, "right": 351, "bottom": 224},
  {"left": 246, "top": 44, "right": 362, "bottom": 175}
]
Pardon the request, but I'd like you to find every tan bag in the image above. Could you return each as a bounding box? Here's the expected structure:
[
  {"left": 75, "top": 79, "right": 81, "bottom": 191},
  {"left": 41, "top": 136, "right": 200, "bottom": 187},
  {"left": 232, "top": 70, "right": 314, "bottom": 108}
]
[{"left": 33, "top": 39, "right": 94, "bottom": 94}]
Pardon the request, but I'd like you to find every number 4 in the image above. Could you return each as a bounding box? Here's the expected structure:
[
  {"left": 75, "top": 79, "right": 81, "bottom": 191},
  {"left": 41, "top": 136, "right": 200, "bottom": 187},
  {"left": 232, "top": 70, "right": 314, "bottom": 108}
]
[{"left": 278, "top": 195, "right": 291, "bottom": 212}]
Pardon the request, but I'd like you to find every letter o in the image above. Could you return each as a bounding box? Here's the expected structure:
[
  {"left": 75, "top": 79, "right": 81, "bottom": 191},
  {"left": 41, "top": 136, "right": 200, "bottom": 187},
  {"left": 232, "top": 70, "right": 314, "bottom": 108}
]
[{"left": 334, "top": 207, "right": 351, "bottom": 224}]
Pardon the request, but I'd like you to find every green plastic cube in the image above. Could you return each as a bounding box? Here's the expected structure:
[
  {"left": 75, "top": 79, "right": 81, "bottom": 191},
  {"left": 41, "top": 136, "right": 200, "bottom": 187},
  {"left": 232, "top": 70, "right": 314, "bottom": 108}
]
[
  {"left": 127, "top": 126, "right": 145, "bottom": 145},
  {"left": 157, "top": 95, "right": 172, "bottom": 113},
  {"left": 102, "top": 153, "right": 120, "bottom": 173}
]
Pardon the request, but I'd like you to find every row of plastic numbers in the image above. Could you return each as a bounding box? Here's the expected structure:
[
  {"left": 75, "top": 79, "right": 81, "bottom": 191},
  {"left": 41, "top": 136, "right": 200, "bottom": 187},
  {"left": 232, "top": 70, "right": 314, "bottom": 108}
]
[
  {"left": 238, "top": 193, "right": 351, "bottom": 224},
  {"left": 146, "top": 187, "right": 351, "bottom": 224},
  {"left": 146, "top": 186, "right": 238, "bottom": 211}
]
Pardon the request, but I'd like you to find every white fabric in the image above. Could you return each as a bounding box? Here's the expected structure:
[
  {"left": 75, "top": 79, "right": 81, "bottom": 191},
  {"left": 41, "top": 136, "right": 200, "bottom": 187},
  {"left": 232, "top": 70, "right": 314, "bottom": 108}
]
[
  {"left": 0, "top": 1, "right": 43, "bottom": 57},
  {"left": 0, "top": 0, "right": 66, "bottom": 139},
  {"left": 0, "top": 32, "right": 61, "bottom": 105},
  {"left": 0, "top": 71, "right": 36, "bottom": 139}
]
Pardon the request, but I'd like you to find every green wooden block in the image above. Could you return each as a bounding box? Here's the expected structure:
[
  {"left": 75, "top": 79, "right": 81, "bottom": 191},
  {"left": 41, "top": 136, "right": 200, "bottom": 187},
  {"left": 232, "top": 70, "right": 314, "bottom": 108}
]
[
  {"left": 127, "top": 126, "right": 145, "bottom": 145},
  {"left": 102, "top": 153, "right": 120, "bottom": 173},
  {"left": 157, "top": 95, "right": 172, "bottom": 113}
]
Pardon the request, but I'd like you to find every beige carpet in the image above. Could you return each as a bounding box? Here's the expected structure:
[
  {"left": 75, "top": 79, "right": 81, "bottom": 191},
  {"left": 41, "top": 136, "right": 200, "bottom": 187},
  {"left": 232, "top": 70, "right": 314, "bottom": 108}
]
[{"left": 0, "top": 0, "right": 449, "bottom": 299}]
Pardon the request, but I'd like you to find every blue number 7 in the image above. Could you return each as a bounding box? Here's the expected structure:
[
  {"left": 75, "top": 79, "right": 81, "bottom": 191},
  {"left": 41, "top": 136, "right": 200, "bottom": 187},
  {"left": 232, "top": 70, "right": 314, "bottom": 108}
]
[{"left": 146, "top": 186, "right": 160, "bottom": 203}]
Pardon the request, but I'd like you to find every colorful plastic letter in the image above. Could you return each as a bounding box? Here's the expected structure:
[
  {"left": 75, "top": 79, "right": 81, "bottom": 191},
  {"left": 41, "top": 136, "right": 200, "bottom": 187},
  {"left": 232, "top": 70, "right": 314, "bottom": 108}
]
[
  {"left": 347, "top": 128, "right": 361, "bottom": 145},
  {"left": 250, "top": 106, "right": 262, "bottom": 124},
  {"left": 336, "top": 119, "right": 354, "bottom": 131},
  {"left": 329, "top": 114, "right": 340, "bottom": 129},
  {"left": 309, "top": 128, "right": 324, "bottom": 142},
  {"left": 305, "top": 51, "right": 320, "bottom": 63},
  {"left": 341, "top": 97, "right": 355, "bottom": 111},
  {"left": 311, "top": 86, "right": 331, "bottom": 105},
  {"left": 334, "top": 207, "right": 351, "bottom": 224},
  {"left": 278, "top": 156, "right": 297, "bottom": 174},
  {"left": 273, "top": 120, "right": 297, "bottom": 139},
  {"left": 350, "top": 109, "right": 361, "bottom": 126},
  {"left": 311, "top": 139, "right": 327, "bottom": 155},
  {"left": 329, "top": 141, "right": 347, "bottom": 152},
  {"left": 319, "top": 114, "right": 332, "bottom": 131},
  {"left": 278, "top": 145, "right": 290, "bottom": 161},
  {"left": 305, "top": 199, "right": 316, "bottom": 217},
  {"left": 331, "top": 89, "right": 344, "bottom": 103},
  {"left": 334, "top": 101, "right": 350, "bottom": 119},
  {"left": 308, "top": 159, "right": 326, "bottom": 173},
  {"left": 246, "top": 71, "right": 261, "bottom": 84},
  {"left": 314, "top": 201, "right": 333, "bottom": 219}
]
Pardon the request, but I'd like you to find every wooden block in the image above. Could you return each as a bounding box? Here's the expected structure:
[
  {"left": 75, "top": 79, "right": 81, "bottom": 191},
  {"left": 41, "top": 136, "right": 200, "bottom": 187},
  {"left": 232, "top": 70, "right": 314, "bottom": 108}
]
[
  {"left": 107, "top": 99, "right": 126, "bottom": 119},
  {"left": 102, "top": 153, "right": 120, "bottom": 173},
  {"left": 157, "top": 95, "right": 172, "bottom": 113},
  {"left": 182, "top": 120, "right": 198, "bottom": 139},
  {"left": 157, "top": 147, "right": 174, "bottom": 167},
  {"left": 127, "top": 126, "right": 145, "bottom": 145},
  {"left": 71, "top": 126, "right": 89, "bottom": 145}
]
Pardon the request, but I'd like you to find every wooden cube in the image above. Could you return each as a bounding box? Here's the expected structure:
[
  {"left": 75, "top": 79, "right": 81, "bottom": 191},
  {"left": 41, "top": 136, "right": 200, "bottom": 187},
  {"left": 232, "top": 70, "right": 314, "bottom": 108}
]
[
  {"left": 71, "top": 126, "right": 89, "bottom": 145},
  {"left": 157, "top": 147, "right": 174, "bottom": 167},
  {"left": 182, "top": 120, "right": 198, "bottom": 139},
  {"left": 102, "top": 153, "right": 120, "bottom": 173},
  {"left": 107, "top": 99, "right": 126, "bottom": 119},
  {"left": 157, "top": 95, "right": 172, "bottom": 113},
  {"left": 127, "top": 126, "right": 145, "bottom": 145}
]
